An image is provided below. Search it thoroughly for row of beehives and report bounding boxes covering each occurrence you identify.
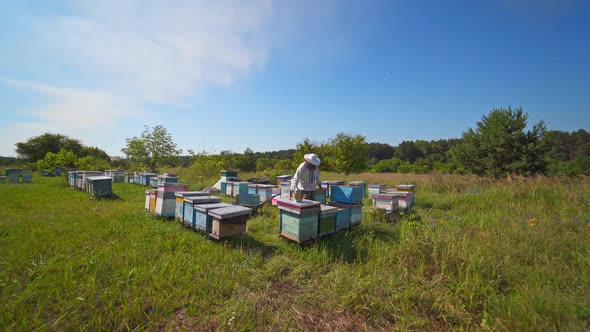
[144,183,253,240]
[1,168,33,183]
[67,171,113,196]
[127,172,179,187]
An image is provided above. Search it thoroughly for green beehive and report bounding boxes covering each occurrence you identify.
[277,198,321,243]
[318,205,337,237]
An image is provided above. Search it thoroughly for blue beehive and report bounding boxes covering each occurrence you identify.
[348,181,367,197]
[334,207,351,231]
[233,182,249,196]
[237,193,260,207]
[6,168,21,183]
[330,186,363,204]
[21,169,33,183]
[183,196,222,228]
[175,191,210,221]
[193,202,232,232]
[248,183,258,195]
[314,189,327,204]
[257,184,275,201]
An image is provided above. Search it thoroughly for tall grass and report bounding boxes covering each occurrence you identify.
[1,174,588,330]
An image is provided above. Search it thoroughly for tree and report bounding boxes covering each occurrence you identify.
[329,133,368,175]
[395,141,424,163]
[451,107,547,177]
[121,125,182,172]
[36,149,78,173]
[16,133,84,162]
[236,148,256,172]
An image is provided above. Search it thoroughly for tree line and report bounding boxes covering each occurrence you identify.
[6,107,589,178]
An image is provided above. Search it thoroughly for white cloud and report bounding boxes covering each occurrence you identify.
[1,0,275,156]
[45,0,272,104]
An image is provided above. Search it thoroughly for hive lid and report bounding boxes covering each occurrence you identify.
[208,205,252,219]
[174,191,210,198]
[194,202,232,212]
[86,176,112,181]
[320,204,338,214]
[183,196,222,204]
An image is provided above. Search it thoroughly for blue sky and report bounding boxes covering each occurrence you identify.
[1,0,589,157]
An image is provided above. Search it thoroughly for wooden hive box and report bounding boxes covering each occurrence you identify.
[155,183,190,218]
[192,202,232,232]
[225,181,235,196]
[149,189,158,214]
[371,193,401,213]
[6,168,21,183]
[86,176,113,196]
[144,190,151,211]
[314,189,327,204]
[0,176,6,183]
[220,170,238,182]
[257,184,276,201]
[174,191,210,221]
[368,183,386,195]
[236,193,260,207]
[233,182,249,196]
[318,204,337,237]
[208,205,252,239]
[348,181,367,197]
[396,184,416,192]
[182,196,223,228]
[21,169,33,183]
[330,186,363,205]
[277,198,321,243]
[248,183,258,194]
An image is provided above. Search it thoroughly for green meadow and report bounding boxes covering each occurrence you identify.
[1,173,589,331]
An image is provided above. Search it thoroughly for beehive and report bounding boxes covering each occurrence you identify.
[318,204,337,237]
[5,168,21,183]
[314,189,327,204]
[182,196,223,228]
[236,193,260,207]
[21,169,33,183]
[326,180,345,197]
[277,198,321,243]
[257,184,275,201]
[225,181,235,196]
[368,183,386,195]
[396,184,416,192]
[233,182,249,196]
[174,191,210,221]
[149,189,158,214]
[348,181,367,197]
[330,185,363,205]
[330,202,362,227]
[208,205,252,239]
[86,176,113,196]
[371,193,401,213]
[192,202,232,232]
[154,183,190,218]
[144,190,151,211]
[0,176,6,183]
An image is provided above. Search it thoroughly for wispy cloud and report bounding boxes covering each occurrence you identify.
[2,0,275,155]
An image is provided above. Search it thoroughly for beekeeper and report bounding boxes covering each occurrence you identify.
[290,153,324,201]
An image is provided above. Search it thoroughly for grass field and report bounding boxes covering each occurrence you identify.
[1,173,589,331]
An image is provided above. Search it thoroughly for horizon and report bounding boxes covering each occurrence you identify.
[1,1,589,157]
